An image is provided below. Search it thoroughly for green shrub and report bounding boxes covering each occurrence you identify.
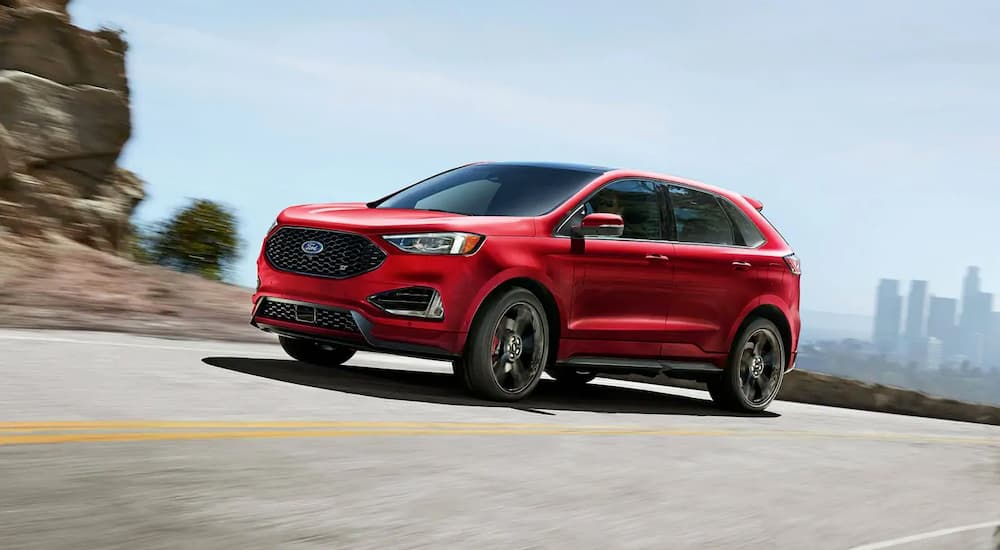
[143,199,242,281]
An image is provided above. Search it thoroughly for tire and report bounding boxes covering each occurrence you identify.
[451,359,472,388]
[547,366,597,386]
[279,335,356,367]
[707,317,786,413]
[462,287,550,402]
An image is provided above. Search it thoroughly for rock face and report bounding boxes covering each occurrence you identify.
[0,0,144,252]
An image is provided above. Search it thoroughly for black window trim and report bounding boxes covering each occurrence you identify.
[553,177,768,250]
[552,177,668,242]
[717,196,747,247]
[716,194,767,248]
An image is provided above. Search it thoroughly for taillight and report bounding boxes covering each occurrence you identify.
[784,254,801,275]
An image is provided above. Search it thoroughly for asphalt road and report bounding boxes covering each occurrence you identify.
[1,328,998,550]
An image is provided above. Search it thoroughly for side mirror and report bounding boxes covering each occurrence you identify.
[577,213,624,237]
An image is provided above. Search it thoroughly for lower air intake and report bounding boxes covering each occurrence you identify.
[256,298,359,333]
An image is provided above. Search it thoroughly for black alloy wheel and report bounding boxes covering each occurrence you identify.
[462,288,550,401]
[707,318,786,413]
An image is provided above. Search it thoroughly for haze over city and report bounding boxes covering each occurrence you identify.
[872,265,998,369]
[69,0,1000,317]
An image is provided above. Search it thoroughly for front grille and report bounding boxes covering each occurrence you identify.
[265,226,386,279]
[256,298,359,333]
[369,287,435,312]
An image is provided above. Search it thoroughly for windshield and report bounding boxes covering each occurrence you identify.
[372,164,603,217]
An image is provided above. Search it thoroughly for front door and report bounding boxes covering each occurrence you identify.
[562,179,673,359]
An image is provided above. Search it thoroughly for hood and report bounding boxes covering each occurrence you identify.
[276,203,537,236]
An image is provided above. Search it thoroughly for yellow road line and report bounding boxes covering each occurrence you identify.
[0,428,717,446]
[0,423,996,447]
[0,420,549,431]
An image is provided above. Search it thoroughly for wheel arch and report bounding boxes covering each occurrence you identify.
[462,276,562,363]
[732,304,794,371]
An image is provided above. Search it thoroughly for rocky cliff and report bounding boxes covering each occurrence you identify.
[0,0,144,252]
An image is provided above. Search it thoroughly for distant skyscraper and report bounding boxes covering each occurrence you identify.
[926,337,944,370]
[988,312,1000,371]
[927,296,958,358]
[873,279,902,354]
[962,291,994,366]
[958,266,990,364]
[903,280,928,362]
[962,266,980,296]
[927,296,959,358]
[959,279,993,367]
[927,296,956,337]
[969,291,993,366]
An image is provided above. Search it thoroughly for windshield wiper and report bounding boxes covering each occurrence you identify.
[418,208,469,216]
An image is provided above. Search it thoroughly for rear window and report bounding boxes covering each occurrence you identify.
[373,164,601,217]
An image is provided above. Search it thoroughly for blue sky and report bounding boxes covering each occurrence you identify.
[71,0,1000,316]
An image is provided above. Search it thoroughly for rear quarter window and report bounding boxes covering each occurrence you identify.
[719,198,766,248]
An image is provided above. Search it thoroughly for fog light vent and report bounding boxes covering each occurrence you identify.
[368,287,444,320]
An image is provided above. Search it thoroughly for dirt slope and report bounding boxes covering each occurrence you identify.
[0,236,270,342]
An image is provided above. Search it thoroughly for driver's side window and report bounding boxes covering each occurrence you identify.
[565,180,662,240]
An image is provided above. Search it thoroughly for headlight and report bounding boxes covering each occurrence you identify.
[268,219,278,232]
[382,232,484,255]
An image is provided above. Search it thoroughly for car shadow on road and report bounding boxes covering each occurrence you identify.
[202,357,780,418]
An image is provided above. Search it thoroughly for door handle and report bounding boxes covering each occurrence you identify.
[645,254,670,261]
[732,261,752,270]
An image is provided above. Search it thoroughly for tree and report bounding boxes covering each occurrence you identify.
[147,199,241,281]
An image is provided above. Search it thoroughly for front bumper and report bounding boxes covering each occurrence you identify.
[250,296,458,359]
[251,236,495,358]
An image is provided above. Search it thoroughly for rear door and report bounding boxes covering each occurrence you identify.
[560,179,674,358]
[662,184,771,356]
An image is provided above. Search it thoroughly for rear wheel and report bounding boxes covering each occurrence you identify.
[279,336,356,367]
[462,288,549,402]
[707,318,785,413]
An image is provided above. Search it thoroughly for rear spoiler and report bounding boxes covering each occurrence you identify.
[743,196,764,211]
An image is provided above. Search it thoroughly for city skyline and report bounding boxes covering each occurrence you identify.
[872,266,998,369]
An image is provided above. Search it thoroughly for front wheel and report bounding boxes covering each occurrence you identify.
[462,288,550,402]
[451,359,472,388]
[279,336,356,367]
[707,318,786,413]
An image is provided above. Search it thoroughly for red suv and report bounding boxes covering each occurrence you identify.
[251,162,800,412]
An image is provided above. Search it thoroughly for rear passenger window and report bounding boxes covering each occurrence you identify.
[719,198,766,247]
[667,185,735,246]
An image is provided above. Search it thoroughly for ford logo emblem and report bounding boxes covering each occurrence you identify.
[301,240,324,255]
